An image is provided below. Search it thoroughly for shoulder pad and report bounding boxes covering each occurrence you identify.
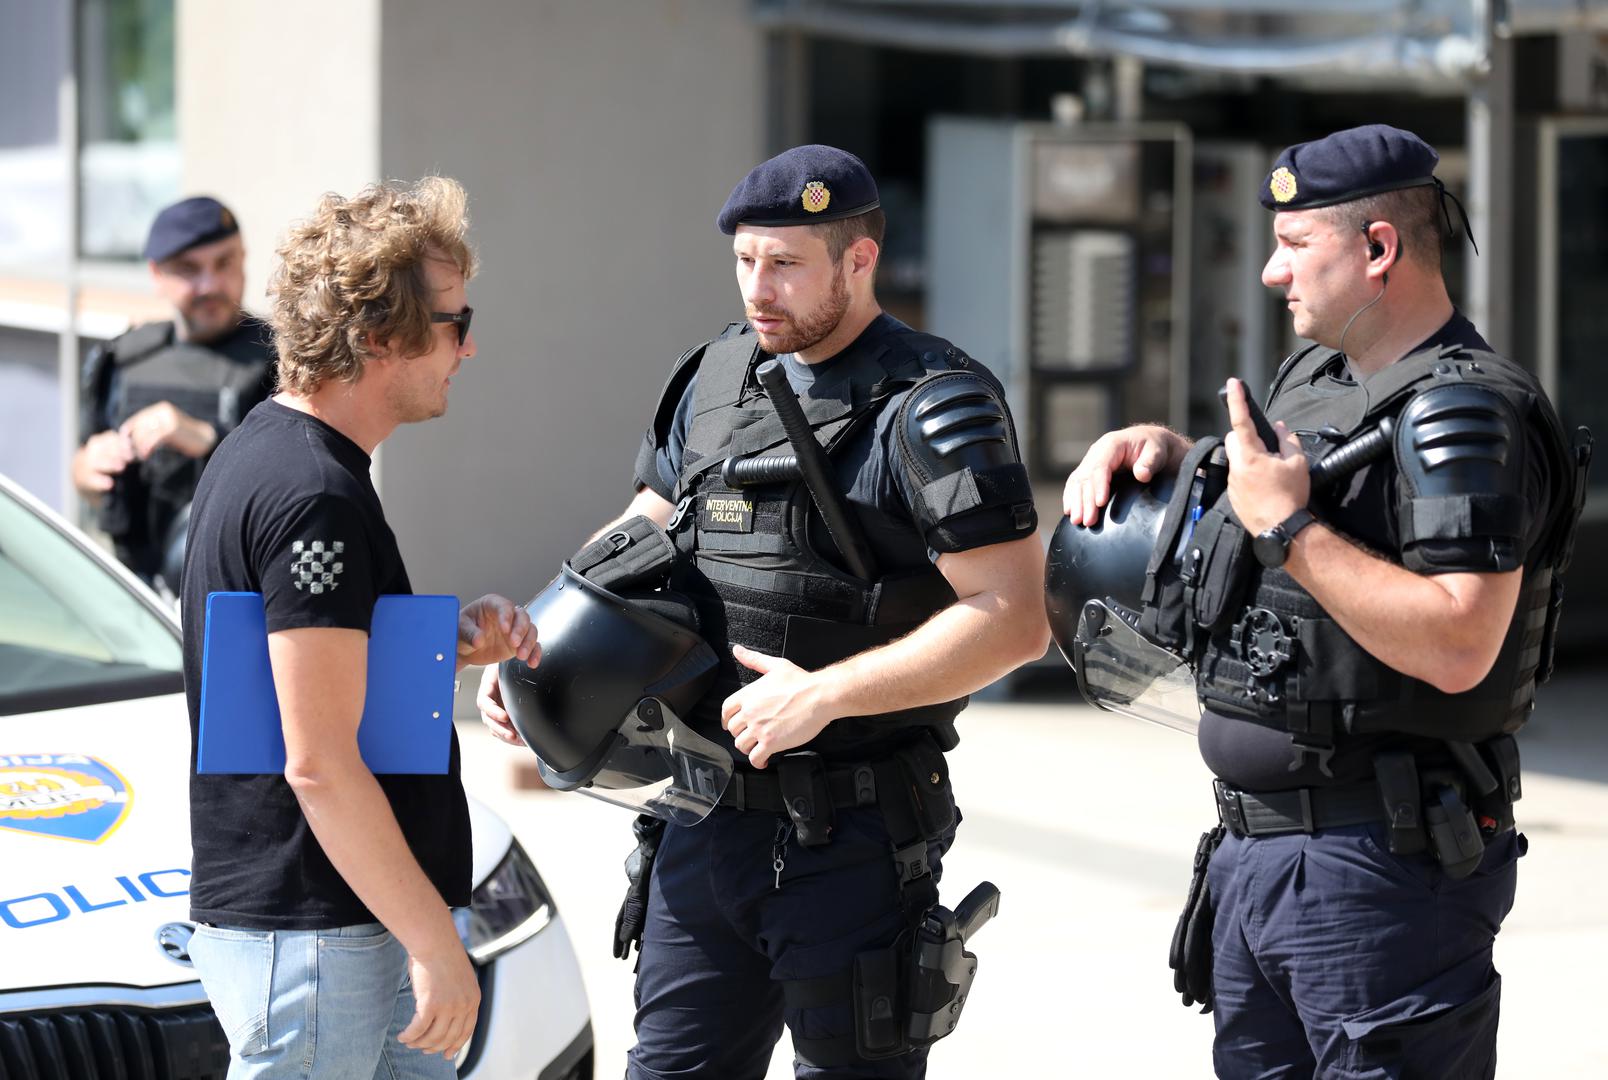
[896,371,1034,549]
[899,371,1015,473]
[80,340,114,394]
[107,321,175,366]
[645,339,710,449]
[1397,382,1520,481]
[1394,382,1528,567]
[634,340,711,497]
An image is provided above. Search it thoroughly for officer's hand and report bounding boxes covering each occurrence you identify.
[475,664,526,746]
[120,401,217,459]
[1222,378,1309,535]
[457,594,537,672]
[723,646,833,769]
[398,945,480,1059]
[1063,424,1191,526]
[73,430,135,493]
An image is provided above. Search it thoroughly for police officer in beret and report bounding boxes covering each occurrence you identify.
[480,145,1049,1077]
[72,195,276,590]
[1061,125,1586,1078]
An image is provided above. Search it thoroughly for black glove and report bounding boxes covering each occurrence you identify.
[612,815,665,962]
[1169,825,1224,1013]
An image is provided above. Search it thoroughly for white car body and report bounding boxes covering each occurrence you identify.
[0,473,592,1079]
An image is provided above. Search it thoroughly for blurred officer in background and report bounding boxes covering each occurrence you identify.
[73,195,276,590]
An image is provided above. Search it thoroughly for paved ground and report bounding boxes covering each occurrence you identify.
[456,664,1608,1079]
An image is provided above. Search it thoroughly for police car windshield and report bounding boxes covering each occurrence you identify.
[0,483,182,715]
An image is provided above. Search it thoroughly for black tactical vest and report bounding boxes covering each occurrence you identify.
[83,316,276,574]
[1189,342,1584,750]
[667,326,972,758]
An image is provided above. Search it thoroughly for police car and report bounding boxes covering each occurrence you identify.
[0,472,593,1079]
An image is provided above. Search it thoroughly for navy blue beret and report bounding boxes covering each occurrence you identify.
[1260,125,1440,212]
[717,144,880,234]
[144,196,240,263]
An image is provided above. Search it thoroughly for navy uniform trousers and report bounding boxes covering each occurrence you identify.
[1207,821,1523,1079]
[626,801,954,1080]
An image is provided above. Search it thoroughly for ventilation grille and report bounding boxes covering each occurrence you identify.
[0,1003,228,1080]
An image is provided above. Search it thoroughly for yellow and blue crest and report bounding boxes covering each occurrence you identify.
[0,754,133,844]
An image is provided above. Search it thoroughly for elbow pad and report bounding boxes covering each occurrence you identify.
[1394,382,1529,572]
[896,371,1036,552]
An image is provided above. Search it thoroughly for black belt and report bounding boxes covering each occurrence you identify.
[1213,778,1382,837]
[719,762,879,813]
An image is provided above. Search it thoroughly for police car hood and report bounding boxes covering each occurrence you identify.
[2,691,212,992]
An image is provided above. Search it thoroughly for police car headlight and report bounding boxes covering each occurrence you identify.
[455,840,554,964]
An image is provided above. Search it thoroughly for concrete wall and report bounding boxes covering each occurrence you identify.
[176,0,382,315]
[376,0,763,601]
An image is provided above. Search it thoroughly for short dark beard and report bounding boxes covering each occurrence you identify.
[179,300,243,345]
[751,265,849,356]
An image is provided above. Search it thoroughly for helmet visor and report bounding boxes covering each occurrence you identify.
[1070,600,1199,735]
[537,697,733,826]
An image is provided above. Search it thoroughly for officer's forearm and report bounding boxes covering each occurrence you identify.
[272,628,462,962]
[817,537,1049,718]
[1284,523,1522,694]
[588,487,675,543]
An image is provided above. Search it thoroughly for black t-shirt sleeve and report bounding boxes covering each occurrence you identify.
[254,494,379,634]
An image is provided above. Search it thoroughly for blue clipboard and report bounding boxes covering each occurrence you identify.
[197,592,459,774]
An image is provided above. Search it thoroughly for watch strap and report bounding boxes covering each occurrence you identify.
[1277,508,1317,542]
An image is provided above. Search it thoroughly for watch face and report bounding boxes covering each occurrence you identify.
[1253,529,1287,568]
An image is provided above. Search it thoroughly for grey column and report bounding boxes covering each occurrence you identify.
[1466,8,1514,353]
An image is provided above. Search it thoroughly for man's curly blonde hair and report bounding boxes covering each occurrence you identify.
[270,176,477,396]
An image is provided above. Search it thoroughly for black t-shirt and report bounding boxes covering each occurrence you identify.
[640,314,1015,567]
[180,399,470,929]
[1199,313,1556,790]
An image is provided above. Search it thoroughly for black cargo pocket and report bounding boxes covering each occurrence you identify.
[1132,437,1224,652]
[1186,507,1254,632]
[1341,973,1501,1080]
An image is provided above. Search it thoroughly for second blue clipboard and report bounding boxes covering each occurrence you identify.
[197,592,459,774]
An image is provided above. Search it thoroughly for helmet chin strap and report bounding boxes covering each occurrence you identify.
[1337,273,1388,362]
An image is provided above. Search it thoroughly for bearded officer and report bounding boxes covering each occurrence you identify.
[72,196,276,589]
[481,144,1049,1078]
[1060,125,1585,1079]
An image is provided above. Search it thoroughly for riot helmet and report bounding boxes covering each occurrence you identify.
[1045,470,1201,734]
[499,517,733,824]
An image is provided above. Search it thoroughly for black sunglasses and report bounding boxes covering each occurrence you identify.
[430,306,474,346]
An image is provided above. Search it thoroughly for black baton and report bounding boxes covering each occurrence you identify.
[1309,417,1396,490]
[755,360,880,581]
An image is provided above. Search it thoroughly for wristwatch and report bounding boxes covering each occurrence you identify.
[1252,508,1317,568]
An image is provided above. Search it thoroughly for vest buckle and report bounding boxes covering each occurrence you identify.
[665,495,693,533]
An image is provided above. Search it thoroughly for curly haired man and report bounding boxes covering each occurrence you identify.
[180,177,537,1078]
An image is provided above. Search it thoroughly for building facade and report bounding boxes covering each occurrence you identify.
[2,0,1604,628]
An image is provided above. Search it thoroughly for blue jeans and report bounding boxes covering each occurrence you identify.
[188,921,459,1080]
[1207,823,1522,1080]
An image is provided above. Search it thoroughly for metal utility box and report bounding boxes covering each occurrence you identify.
[925,118,1192,527]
